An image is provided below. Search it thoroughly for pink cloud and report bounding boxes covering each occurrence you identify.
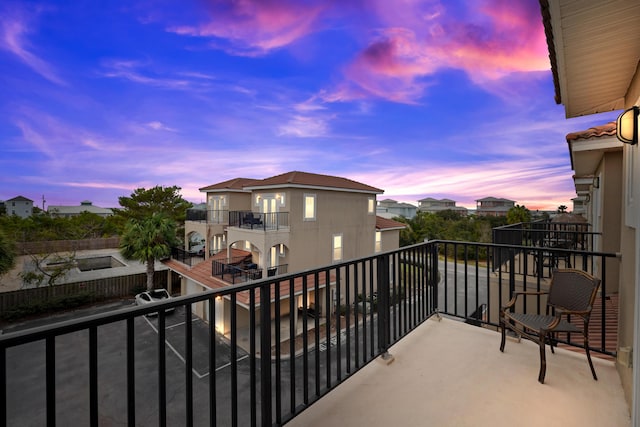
[328,0,549,103]
[169,0,326,56]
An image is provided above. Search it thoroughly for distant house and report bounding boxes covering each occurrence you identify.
[376,199,417,219]
[475,197,515,217]
[48,200,113,218]
[6,196,33,218]
[417,197,468,215]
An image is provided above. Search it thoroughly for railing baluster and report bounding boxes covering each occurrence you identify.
[127,318,135,426]
[89,326,98,426]
[274,280,282,425]
[325,270,332,388]
[313,272,320,397]
[336,266,342,382]
[46,336,55,427]
[185,306,193,427]
[302,275,309,404]
[259,282,272,426]
[230,294,237,427]
[249,289,256,427]
[345,263,351,375]
[1,346,5,427]
[158,311,166,427]
[209,297,218,426]
[288,278,296,414]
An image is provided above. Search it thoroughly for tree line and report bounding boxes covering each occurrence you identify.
[396,204,539,246]
[0,186,192,291]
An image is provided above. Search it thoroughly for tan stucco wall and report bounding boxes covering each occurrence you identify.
[225,192,251,212]
[617,223,636,406]
[231,188,377,274]
[600,152,623,292]
[616,81,640,409]
[286,188,376,272]
[380,229,401,252]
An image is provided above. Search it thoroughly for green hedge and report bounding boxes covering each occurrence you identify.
[1,291,100,321]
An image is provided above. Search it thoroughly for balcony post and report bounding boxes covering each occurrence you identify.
[376,254,391,357]
[508,248,516,300]
[260,282,272,425]
[429,243,439,314]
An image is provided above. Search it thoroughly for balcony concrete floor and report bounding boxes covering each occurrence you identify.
[288,317,630,427]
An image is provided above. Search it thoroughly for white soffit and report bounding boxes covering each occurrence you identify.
[569,136,623,176]
[549,0,640,118]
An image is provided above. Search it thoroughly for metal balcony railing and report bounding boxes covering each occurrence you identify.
[170,247,204,267]
[0,240,618,426]
[228,211,289,231]
[185,209,229,224]
[211,257,290,284]
[492,221,600,276]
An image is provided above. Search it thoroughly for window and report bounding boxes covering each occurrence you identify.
[375,231,382,253]
[332,234,343,262]
[304,194,316,220]
[368,197,375,214]
[270,246,277,268]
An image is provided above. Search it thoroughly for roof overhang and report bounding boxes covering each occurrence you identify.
[568,135,623,176]
[243,183,383,195]
[542,0,640,117]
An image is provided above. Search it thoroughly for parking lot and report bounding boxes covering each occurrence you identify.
[3,303,250,426]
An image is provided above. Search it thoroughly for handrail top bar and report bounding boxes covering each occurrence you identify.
[422,239,618,258]
[492,220,591,229]
[492,228,601,235]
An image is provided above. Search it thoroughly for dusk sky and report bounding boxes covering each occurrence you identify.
[0,0,619,211]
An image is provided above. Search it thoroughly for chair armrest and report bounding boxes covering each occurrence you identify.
[503,291,549,310]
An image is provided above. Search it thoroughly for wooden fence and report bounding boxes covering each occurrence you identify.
[0,270,181,314]
[16,237,120,255]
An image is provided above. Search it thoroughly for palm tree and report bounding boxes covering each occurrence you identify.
[120,213,177,291]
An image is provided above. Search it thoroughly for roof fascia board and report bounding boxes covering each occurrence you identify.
[243,183,383,194]
[548,0,569,115]
[569,137,623,154]
[200,188,249,194]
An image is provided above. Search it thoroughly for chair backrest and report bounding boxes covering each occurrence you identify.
[548,269,601,312]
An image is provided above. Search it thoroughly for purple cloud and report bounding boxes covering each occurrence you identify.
[0,3,66,86]
[168,0,327,56]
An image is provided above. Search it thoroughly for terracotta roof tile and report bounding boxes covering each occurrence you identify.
[566,122,617,141]
[244,171,383,194]
[199,178,258,192]
[163,258,334,305]
[376,216,407,230]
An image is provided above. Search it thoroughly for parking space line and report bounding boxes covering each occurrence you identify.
[214,355,249,373]
[142,315,208,379]
[166,318,201,330]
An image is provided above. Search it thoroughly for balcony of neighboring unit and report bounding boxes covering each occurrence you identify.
[185,208,229,224]
[228,210,290,231]
[170,246,205,267]
[211,254,288,284]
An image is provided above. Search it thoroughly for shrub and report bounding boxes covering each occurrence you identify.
[1,291,97,321]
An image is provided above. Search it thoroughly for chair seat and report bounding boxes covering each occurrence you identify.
[506,312,580,333]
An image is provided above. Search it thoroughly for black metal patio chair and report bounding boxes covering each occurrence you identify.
[499,269,601,383]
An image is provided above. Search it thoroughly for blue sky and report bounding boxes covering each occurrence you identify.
[0,0,619,211]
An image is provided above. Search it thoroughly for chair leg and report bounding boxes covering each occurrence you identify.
[584,324,598,380]
[538,333,547,384]
[499,316,506,352]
